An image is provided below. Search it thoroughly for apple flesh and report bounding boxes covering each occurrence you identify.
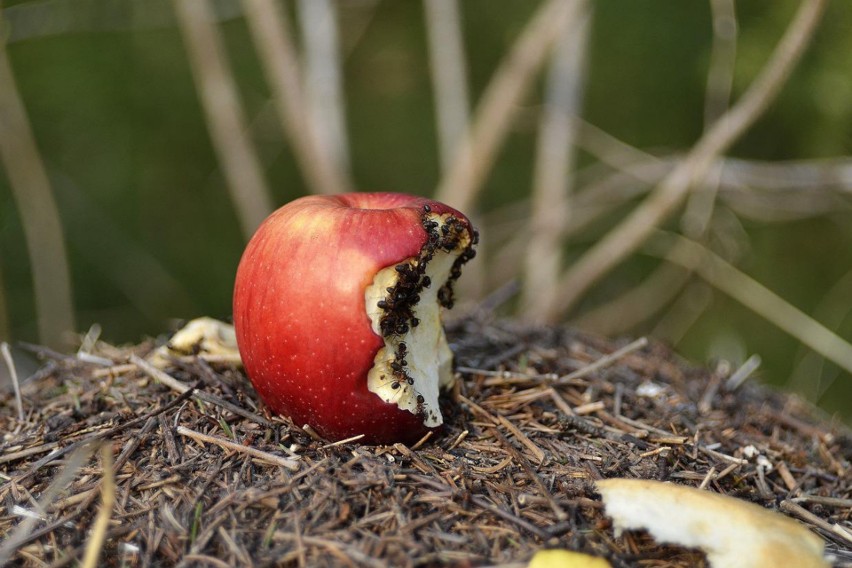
[233,193,477,444]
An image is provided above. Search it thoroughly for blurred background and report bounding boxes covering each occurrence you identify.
[1,0,850,420]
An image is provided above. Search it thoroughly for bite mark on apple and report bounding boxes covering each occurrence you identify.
[364,210,477,427]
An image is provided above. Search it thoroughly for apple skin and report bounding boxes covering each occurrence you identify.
[233,192,474,445]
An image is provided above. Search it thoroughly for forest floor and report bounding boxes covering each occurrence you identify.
[1,314,850,567]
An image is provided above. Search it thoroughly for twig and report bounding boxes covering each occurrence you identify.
[458,336,647,388]
[521,0,590,322]
[81,444,115,568]
[792,495,852,509]
[0,443,94,565]
[130,355,272,427]
[171,0,273,239]
[296,0,350,174]
[648,232,852,379]
[0,19,75,348]
[574,263,691,335]
[681,0,738,238]
[241,0,350,195]
[15,383,198,481]
[0,441,61,466]
[469,496,550,540]
[176,425,300,471]
[319,434,365,450]
[560,151,852,247]
[725,354,762,391]
[552,0,828,319]
[698,368,724,415]
[0,262,8,341]
[496,415,546,465]
[1,342,24,421]
[580,2,737,336]
[556,337,648,384]
[435,0,583,212]
[423,0,470,174]
[696,444,748,465]
[491,428,566,520]
[780,500,852,548]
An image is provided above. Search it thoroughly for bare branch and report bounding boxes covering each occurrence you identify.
[176,425,300,470]
[521,0,591,321]
[423,0,471,174]
[297,0,350,175]
[578,0,738,335]
[242,0,351,195]
[0,259,8,341]
[0,26,76,348]
[681,0,738,238]
[648,232,852,379]
[1,342,24,421]
[574,264,692,335]
[552,0,828,320]
[435,0,583,212]
[788,268,852,400]
[172,0,273,239]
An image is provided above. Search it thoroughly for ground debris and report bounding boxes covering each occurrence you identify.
[1,317,850,567]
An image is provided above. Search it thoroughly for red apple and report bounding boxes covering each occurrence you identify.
[233,192,477,444]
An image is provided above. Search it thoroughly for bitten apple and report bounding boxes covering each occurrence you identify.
[233,192,477,444]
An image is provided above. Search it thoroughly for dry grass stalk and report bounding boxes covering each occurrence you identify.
[552,0,829,320]
[423,0,471,174]
[1,342,24,421]
[2,316,848,565]
[242,0,351,196]
[297,0,351,175]
[521,0,591,322]
[171,0,274,239]
[80,444,115,568]
[175,425,299,470]
[435,0,584,213]
[680,0,738,239]
[0,264,8,341]
[0,21,75,348]
[649,232,852,378]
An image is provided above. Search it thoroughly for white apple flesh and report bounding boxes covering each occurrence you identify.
[365,211,468,428]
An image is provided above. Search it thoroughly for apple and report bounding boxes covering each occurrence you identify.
[233,192,478,444]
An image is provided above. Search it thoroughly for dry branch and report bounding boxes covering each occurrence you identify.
[0,24,75,348]
[552,0,829,319]
[172,0,274,240]
[242,0,351,196]
[176,425,300,470]
[435,0,584,212]
[521,0,590,322]
[423,0,471,174]
[648,231,852,379]
[1,342,23,421]
[297,0,350,174]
